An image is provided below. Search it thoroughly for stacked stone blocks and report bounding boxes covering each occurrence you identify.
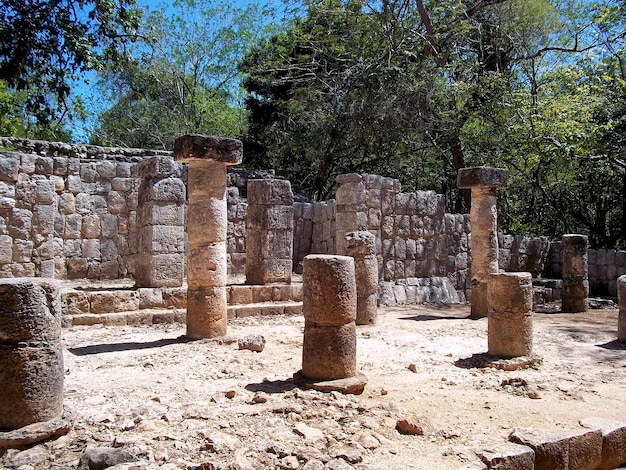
[135,156,185,287]
[246,179,294,284]
[335,173,471,302]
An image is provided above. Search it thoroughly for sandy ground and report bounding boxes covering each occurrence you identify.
[3,304,626,469]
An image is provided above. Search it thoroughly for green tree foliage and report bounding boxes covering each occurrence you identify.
[91,0,273,149]
[0,0,140,132]
[241,0,625,247]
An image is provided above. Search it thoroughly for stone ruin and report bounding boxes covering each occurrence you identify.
[1,137,626,469]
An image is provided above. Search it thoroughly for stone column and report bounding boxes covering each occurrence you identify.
[561,234,589,313]
[173,134,242,339]
[246,179,294,284]
[487,272,533,358]
[0,279,63,429]
[295,255,367,395]
[618,275,626,342]
[344,231,378,325]
[457,167,509,318]
[135,156,185,287]
[335,174,368,256]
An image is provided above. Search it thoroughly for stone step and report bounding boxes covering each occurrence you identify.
[65,301,303,327]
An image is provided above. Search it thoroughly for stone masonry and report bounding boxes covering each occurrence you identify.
[246,179,294,284]
[561,234,589,313]
[174,134,242,339]
[458,166,509,318]
[135,156,185,287]
[0,278,64,429]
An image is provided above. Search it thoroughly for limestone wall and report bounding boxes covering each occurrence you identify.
[293,200,336,270]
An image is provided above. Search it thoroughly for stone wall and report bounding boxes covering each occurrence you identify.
[0,138,173,279]
[334,174,472,301]
[293,200,336,270]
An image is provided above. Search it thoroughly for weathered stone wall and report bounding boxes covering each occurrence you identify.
[0,138,174,279]
[293,200,336,270]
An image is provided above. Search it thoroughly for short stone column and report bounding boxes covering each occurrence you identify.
[344,231,378,325]
[135,156,185,287]
[0,279,63,429]
[457,167,509,318]
[617,275,626,341]
[174,134,242,339]
[561,234,589,313]
[246,179,294,284]
[487,272,533,358]
[295,255,367,394]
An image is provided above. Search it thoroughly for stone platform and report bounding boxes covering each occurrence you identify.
[60,276,303,327]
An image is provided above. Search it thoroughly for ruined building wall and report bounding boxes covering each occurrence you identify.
[1,138,624,298]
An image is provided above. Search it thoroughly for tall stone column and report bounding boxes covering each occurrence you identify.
[487,272,533,358]
[294,255,367,395]
[457,167,509,318]
[344,231,378,325]
[135,156,185,287]
[174,135,242,339]
[618,275,626,342]
[335,174,368,256]
[561,234,589,313]
[0,279,63,429]
[246,179,294,285]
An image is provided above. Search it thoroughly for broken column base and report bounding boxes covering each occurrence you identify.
[0,415,71,450]
[455,353,543,371]
[293,371,367,395]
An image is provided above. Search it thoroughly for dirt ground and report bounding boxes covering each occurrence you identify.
[3,304,626,469]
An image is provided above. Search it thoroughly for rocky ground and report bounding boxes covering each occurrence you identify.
[2,304,626,470]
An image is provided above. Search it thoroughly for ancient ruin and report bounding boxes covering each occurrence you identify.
[0,137,625,469]
[245,178,294,285]
[0,279,64,429]
[457,166,509,318]
[173,134,242,339]
[561,234,590,313]
[487,272,534,358]
[344,231,378,325]
[295,254,367,395]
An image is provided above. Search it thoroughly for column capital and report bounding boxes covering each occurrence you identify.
[174,134,243,165]
[457,166,509,189]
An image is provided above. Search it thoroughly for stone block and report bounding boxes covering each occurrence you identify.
[81,238,101,260]
[19,153,36,174]
[138,156,181,178]
[0,234,12,263]
[90,290,139,314]
[0,154,19,183]
[107,191,126,214]
[187,244,227,287]
[58,192,75,215]
[95,161,116,179]
[510,427,568,469]
[138,288,164,309]
[64,213,82,239]
[567,429,602,470]
[100,214,118,238]
[8,207,32,239]
[474,442,534,470]
[32,204,55,236]
[457,166,509,189]
[12,239,33,263]
[67,175,82,193]
[302,323,356,380]
[67,258,88,279]
[580,417,626,470]
[135,254,184,288]
[141,178,186,203]
[174,134,243,165]
[63,291,90,315]
[138,201,184,226]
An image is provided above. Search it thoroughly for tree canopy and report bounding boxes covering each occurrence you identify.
[0,0,140,133]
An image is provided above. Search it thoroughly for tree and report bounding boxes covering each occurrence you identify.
[240,0,556,201]
[91,0,274,150]
[0,0,140,132]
